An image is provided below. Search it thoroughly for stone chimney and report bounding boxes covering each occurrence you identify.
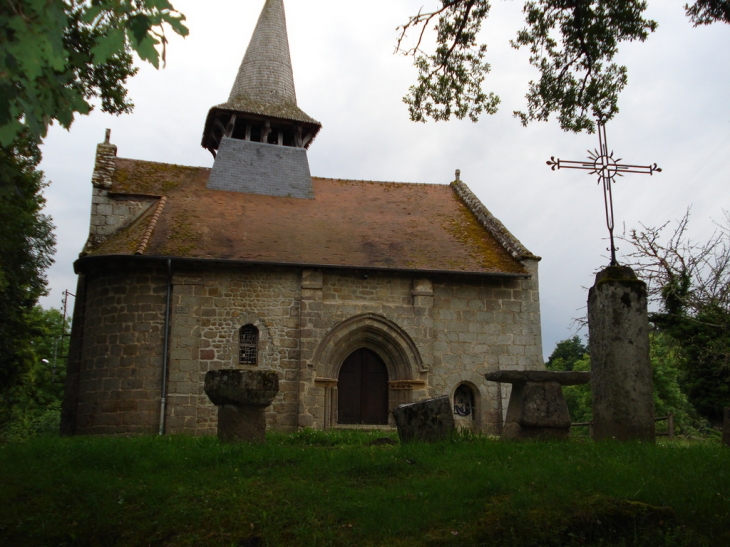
[91,128,117,189]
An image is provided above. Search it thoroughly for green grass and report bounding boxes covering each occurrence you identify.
[0,431,728,546]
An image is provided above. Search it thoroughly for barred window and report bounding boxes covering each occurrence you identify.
[239,325,258,365]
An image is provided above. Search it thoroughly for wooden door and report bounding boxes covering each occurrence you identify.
[337,348,389,425]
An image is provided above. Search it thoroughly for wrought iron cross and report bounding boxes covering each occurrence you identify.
[547,122,662,266]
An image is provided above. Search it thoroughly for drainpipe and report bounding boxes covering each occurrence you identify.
[158,259,172,435]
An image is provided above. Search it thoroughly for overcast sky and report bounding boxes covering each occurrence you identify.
[38,0,730,359]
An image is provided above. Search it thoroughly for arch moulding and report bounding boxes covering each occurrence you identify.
[313,313,425,381]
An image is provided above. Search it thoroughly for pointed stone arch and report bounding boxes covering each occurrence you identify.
[314,314,423,381]
[313,314,426,428]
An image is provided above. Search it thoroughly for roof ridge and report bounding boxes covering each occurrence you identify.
[313,176,445,187]
[135,196,168,255]
[116,157,211,171]
[450,180,539,261]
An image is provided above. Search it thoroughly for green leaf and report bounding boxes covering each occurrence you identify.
[131,33,161,69]
[90,27,126,65]
[0,121,23,148]
[163,13,189,37]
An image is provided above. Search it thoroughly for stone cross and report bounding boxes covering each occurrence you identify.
[547,122,662,266]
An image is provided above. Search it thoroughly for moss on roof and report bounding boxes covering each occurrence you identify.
[89,159,530,276]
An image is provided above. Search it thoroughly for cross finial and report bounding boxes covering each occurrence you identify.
[547,121,662,266]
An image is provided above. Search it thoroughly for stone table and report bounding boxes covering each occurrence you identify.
[204,370,279,443]
[485,370,591,440]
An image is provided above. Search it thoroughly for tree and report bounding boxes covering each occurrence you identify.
[622,210,730,424]
[0,0,188,147]
[397,1,728,133]
[0,133,56,424]
[1,1,188,424]
[545,335,587,371]
[546,333,704,433]
[0,306,70,441]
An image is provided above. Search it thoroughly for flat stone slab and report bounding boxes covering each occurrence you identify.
[485,370,591,386]
[204,370,279,407]
[393,396,455,443]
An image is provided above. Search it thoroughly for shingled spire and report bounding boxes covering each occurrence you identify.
[201,0,321,157]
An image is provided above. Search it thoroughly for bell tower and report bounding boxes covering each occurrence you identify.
[202,0,321,198]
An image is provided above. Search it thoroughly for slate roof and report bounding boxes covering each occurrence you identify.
[201,0,321,151]
[84,158,533,276]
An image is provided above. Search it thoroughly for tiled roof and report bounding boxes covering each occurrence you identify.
[85,158,532,276]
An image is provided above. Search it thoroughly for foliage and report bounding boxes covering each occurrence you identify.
[561,353,594,423]
[0,433,726,546]
[648,331,705,434]
[546,333,705,433]
[398,1,727,132]
[0,0,188,147]
[0,306,69,442]
[622,210,730,423]
[396,0,499,122]
[545,334,587,371]
[0,134,56,421]
[512,0,657,133]
[686,0,730,25]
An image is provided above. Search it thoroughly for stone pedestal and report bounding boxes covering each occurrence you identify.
[393,396,455,443]
[485,370,590,440]
[204,370,279,443]
[723,407,730,448]
[588,266,655,442]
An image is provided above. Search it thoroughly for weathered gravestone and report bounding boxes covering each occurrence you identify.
[723,407,730,448]
[485,370,591,440]
[204,370,279,443]
[588,266,655,442]
[393,396,455,443]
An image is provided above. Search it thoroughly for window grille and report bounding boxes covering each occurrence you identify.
[239,325,258,365]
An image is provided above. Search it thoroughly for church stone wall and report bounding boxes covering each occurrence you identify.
[65,259,543,437]
[164,266,302,435]
[69,264,167,435]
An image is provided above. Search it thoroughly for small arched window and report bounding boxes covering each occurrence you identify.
[239,325,259,365]
[453,384,474,418]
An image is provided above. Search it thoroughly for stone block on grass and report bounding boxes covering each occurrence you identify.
[393,396,455,443]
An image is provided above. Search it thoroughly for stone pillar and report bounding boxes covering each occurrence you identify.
[298,269,323,429]
[723,407,730,448]
[588,266,655,442]
[204,370,279,443]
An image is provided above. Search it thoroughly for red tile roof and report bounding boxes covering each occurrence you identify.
[86,158,531,276]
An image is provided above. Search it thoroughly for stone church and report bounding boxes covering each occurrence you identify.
[61,0,544,436]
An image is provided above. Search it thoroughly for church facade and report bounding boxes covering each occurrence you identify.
[61,0,544,436]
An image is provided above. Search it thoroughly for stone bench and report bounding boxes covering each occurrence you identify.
[204,370,279,443]
[485,370,591,440]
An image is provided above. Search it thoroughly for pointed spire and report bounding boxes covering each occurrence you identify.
[229,0,296,107]
[201,0,321,156]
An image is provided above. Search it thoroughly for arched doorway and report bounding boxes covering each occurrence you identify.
[338,348,389,425]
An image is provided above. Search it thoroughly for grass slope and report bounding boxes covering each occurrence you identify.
[0,431,728,546]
